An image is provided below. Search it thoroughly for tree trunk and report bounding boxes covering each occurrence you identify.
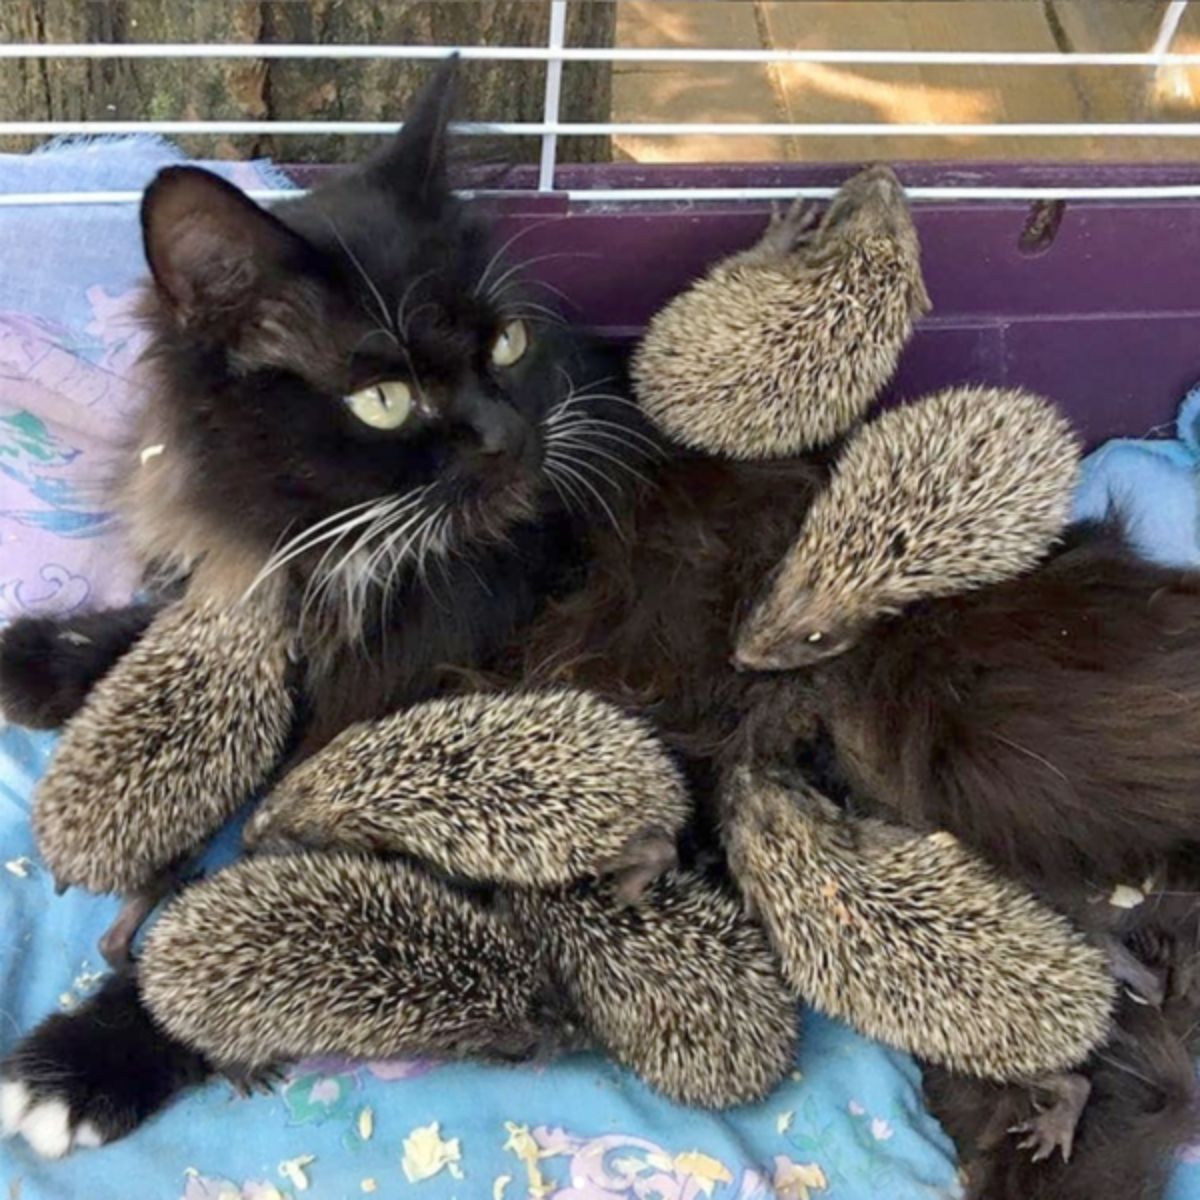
[0,0,615,163]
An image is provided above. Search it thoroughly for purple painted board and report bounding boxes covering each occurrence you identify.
[287,161,1200,445]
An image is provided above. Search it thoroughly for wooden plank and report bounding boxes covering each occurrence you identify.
[613,0,1200,165]
[612,1,789,163]
[760,0,1099,161]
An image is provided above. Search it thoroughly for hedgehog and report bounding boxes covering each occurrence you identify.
[721,766,1115,1155]
[244,688,688,900]
[631,163,930,461]
[32,582,294,966]
[734,385,1081,671]
[138,853,580,1073]
[507,869,799,1109]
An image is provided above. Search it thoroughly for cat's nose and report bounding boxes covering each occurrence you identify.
[467,395,530,461]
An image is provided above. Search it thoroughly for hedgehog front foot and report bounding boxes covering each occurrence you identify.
[757,198,821,259]
[1009,1072,1091,1163]
[99,870,188,967]
[1104,936,1166,1008]
[600,826,678,906]
[218,1060,288,1098]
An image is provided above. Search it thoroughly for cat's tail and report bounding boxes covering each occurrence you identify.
[0,969,211,1158]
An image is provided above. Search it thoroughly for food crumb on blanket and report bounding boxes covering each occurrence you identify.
[360,1180,377,1195]
[278,1154,315,1192]
[401,1121,461,1183]
[356,1107,373,1142]
[492,1173,511,1200]
[776,1109,795,1134]
[3,858,32,878]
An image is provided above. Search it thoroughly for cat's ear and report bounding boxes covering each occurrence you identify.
[368,53,459,211]
[141,166,313,324]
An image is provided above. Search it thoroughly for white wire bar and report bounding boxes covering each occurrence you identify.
[537,1,568,192]
[1153,1,1191,57]
[4,185,1200,209]
[7,121,1200,137]
[3,44,1200,66]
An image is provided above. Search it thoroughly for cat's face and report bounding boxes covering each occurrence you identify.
[129,58,647,615]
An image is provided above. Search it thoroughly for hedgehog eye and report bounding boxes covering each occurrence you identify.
[491,319,529,368]
[806,631,825,644]
[345,381,413,431]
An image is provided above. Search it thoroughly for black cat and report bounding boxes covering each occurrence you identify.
[0,56,658,1156]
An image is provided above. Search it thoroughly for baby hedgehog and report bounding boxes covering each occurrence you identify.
[722,767,1115,1153]
[508,870,798,1109]
[632,164,930,460]
[33,586,294,965]
[245,688,688,900]
[139,853,578,1072]
[735,385,1080,670]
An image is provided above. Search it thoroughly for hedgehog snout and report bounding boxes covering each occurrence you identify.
[732,629,846,673]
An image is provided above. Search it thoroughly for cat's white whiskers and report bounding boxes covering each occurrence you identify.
[395,268,437,341]
[303,505,405,625]
[245,497,381,598]
[484,251,600,308]
[541,461,582,517]
[319,209,398,344]
[547,432,654,487]
[316,495,413,592]
[311,493,432,634]
[543,451,622,536]
[554,413,666,458]
[363,495,436,588]
[473,219,558,299]
[500,301,566,328]
[373,504,445,624]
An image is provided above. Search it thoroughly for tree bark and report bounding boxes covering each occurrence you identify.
[0,0,615,163]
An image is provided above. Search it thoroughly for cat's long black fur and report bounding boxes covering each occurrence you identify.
[805,520,1200,898]
[0,603,159,729]
[0,56,658,1152]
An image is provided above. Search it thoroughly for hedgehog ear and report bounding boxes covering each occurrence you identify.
[367,53,459,213]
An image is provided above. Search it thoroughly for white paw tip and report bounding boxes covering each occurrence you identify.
[0,1079,30,1136]
[19,1098,73,1159]
[73,1120,104,1149]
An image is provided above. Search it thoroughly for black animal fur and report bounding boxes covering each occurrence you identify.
[0,970,210,1150]
[800,520,1200,896]
[0,603,158,729]
[924,928,1200,1200]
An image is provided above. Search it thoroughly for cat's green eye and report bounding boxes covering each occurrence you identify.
[344,380,413,431]
[490,319,529,368]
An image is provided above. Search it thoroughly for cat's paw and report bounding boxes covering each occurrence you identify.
[0,616,109,730]
[0,1078,107,1159]
[0,605,156,730]
[0,972,210,1157]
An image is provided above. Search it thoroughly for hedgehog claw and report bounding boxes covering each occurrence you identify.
[1009,1073,1091,1163]
[220,1061,287,1098]
[1104,937,1165,1008]
[755,199,820,258]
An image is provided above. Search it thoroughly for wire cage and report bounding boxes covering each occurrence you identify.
[3,0,1200,440]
